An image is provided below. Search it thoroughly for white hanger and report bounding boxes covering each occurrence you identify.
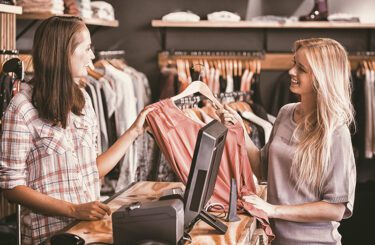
[172,81,224,110]
[240,111,273,144]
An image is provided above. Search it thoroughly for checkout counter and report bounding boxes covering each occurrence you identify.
[61,181,268,245]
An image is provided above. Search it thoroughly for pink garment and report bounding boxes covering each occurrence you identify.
[145,99,274,242]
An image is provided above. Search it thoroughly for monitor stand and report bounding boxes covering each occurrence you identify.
[196,210,228,234]
[161,189,228,234]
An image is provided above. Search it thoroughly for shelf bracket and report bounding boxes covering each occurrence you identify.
[16,19,38,41]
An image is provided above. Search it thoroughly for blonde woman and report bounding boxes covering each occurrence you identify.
[221,38,356,244]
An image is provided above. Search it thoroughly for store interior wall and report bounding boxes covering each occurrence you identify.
[17,0,375,101]
[16,0,375,183]
[16,0,375,99]
[12,2,375,243]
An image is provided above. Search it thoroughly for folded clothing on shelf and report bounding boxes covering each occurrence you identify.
[207,11,240,22]
[91,1,114,21]
[64,0,92,18]
[250,15,298,23]
[162,11,200,22]
[328,13,360,22]
[16,0,64,14]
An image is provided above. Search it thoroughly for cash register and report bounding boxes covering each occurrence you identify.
[112,120,228,245]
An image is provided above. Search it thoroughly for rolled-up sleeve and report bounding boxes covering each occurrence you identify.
[260,109,283,181]
[322,127,356,219]
[0,103,32,189]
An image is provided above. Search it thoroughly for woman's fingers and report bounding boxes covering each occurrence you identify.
[141,107,154,116]
[243,194,258,203]
[96,201,111,215]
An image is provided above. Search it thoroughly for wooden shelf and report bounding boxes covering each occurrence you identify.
[0,3,22,15]
[152,20,375,29]
[18,13,119,27]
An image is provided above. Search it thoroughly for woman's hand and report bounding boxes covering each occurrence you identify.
[129,107,154,138]
[71,201,111,220]
[243,194,277,218]
[217,104,243,126]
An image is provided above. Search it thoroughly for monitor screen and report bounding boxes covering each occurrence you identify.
[183,119,228,233]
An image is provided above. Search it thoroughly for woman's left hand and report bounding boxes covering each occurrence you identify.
[130,107,155,137]
[243,194,277,218]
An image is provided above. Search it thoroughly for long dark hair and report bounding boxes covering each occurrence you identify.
[31,16,86,128]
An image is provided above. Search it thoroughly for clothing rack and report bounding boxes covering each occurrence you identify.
[159,50,264,68]
[217,91,252,100]
[352,51,375,57]
[0,49,18,55]
[97,50,125,60]
[174,91,252,107]
[172,50,265,58]
[174,94,202,108]
[160,50,375,71]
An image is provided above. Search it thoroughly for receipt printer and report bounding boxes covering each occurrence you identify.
[112,199,184,245]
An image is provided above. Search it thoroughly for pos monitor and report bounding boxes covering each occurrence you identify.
[183,119,228,234]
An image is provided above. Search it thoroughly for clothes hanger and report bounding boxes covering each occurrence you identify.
[87,68,103,80]
[239,109,273,144]
[238,59,242,77]
[185,60,192,83]
[87,62,104,80]
[184,108,205,125]
[108,58,126,70]
[192,107,204,122]
[222,59,226,78]
[233,60,237,77]
[201,102,221,121]
[93,59,111,71]
[240,68,248,91]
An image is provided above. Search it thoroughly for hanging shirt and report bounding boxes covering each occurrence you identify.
[363,70,373,158]
[145,99,274,241]
[102,63,138,191]
[123,65,151,114]
[0,83,100,244]
[261,103,356,245]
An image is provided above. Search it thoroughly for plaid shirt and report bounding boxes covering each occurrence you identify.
[0,83,100,244]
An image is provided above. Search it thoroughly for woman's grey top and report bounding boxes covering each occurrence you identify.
[261,103,356,245]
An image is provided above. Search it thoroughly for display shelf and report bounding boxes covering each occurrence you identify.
[0,3,22,15]
[18,13,119,27]
[152,20,375,29]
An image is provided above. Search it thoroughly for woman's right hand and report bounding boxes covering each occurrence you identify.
[217,104,243,126]
[129,107,155,138]
[71,201,111,220]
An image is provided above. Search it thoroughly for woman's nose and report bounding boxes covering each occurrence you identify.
[289,66,296,77]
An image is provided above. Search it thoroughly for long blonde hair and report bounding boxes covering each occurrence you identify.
[291,38,354,195]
